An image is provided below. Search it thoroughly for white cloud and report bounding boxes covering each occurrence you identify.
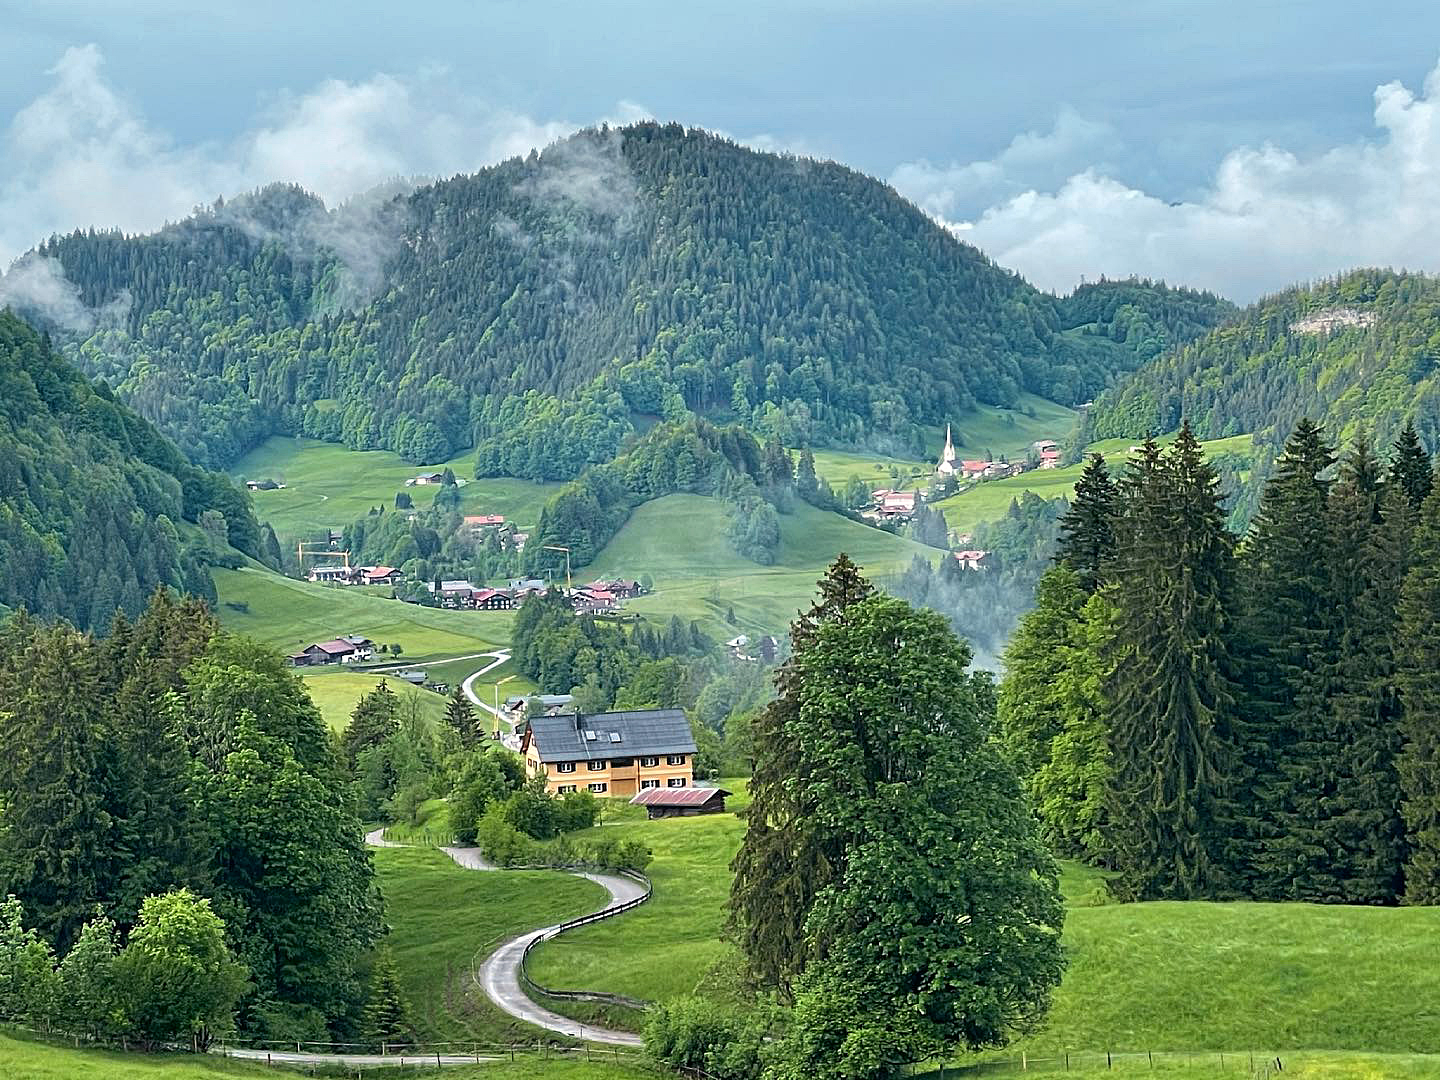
[0,44,648,268]
[892,60,1440,301]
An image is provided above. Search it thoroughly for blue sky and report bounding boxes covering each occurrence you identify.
[3,2,1440,299]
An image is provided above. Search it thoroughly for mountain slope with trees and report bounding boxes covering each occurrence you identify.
[21,124,1230,474]
[0,312,266,631]
[1083,269,1440,453]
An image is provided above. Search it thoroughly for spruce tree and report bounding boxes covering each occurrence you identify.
[343,681,401,769]
[1232,419,1337,898]
[1324,482,1412,903]
[363,946,416,1049]
[444,684,481,749]
[1055,453,1117,591]
[1396,485,1440,904]
[1103,429,1238,900]
[1390,421,1433,510]
[795,448,819,503]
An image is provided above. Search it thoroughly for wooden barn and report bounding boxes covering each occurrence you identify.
[629,786,732,819]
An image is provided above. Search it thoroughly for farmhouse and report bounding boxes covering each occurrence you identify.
[503,694,575,723]
[1039,448,1062,469]
[570,586,618,613]
[960,459,990,479]
[407,472,446,486]
[590,578,644,599]
[355,565,402,586]
[244,478,282,491]
[954,549,990,570]
[426,580,479,607]
[462,514,507,537]
[875,490,918,520]
[471,587,515,611]
[308,565,351,585]
[521,708,696,797]
[287,635,374,667]
[631,786,732,819]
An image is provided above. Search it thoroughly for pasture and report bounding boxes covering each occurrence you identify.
[584,494,936,637]
[230,436,560,542]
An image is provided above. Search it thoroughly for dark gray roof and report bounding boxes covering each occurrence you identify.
[526,708,696,763]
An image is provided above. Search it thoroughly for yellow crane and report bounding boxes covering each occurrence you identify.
[542,545,572,589]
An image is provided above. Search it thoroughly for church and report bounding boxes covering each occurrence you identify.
[935,424,958,477]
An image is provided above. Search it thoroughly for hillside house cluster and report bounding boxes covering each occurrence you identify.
[307,564,403,587]
[415,577,643,612]
[869,489,919,521]
[521,708,697,797]
[287,634,375,667]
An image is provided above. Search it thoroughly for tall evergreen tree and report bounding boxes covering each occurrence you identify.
[1396,485,1440,904]
[1103,428,1238,900]
[1054,453,1118,591]
[1390,421,1433,510]
[342,681,401,769]
[795,448,819,503]
[1232,419,1338,898]
[443,684,481,749]
[362,946,415,1049]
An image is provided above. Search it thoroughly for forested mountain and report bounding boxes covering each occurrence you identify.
[0,312,264,630]
[1084,269,1440,452]
[16,123,1228,475]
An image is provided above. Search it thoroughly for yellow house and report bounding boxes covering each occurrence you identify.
[520,708,696,797]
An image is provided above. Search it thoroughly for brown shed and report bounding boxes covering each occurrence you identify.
[629,786,732,819]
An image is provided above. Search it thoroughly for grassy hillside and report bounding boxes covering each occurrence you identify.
[301,671,449,733]
[372,846,607,1043]
[585,494,937,637]
[522,811,1440,1058]
[930,432,1256,534]
[212,565,511,661]
[230,436,560,541]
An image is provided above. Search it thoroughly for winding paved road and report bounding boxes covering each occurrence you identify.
[460,650,522,751]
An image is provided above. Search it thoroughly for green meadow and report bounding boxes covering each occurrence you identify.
[0,1030,653,1080]
[585,493,936,637]
[212,565,512,662]
[371,846,607,1044]
[931,432,1256,534]
[299,670,449,733]
[519,809,1440,1057]
[807,394,1077,492]
[230,435,560,542]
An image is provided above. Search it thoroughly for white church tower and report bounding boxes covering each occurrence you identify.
[936,424,958,476]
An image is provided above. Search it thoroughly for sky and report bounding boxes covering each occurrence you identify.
[3,1,1440,301]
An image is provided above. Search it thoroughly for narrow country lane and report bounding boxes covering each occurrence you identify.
[218,1047,497,1067]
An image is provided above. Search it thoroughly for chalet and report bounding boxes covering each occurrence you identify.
[570,587,618,613]
[877,491,918,519]
[355,565,402,586]
[631,786,732,819]
[426,580,478,607]
[590,578,643,599]
[1039,448,1062,469]
[960,459,990,479]
[512,531,530,553]
[1032,439,1059,452]
[522,708,697,797]
[395,669,428,685]
[471,587,515,611]
[983,461,1010,478]
[725,634,750,657]
[308,565,351,585]
[244,478,282,491]
[954,549,990,571]
[462,514,507,536]
[407,472,446,486]
[287,635,374,667]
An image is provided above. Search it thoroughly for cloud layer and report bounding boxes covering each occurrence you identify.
[0,44,649,268]
[893,58,1440,301]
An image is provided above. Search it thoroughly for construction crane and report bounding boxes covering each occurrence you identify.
[542,545,572,589]
[297,543,351,578]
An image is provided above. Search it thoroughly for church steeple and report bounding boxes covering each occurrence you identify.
[937,424,957,475]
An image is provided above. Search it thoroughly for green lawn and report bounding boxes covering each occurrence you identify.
[372,846,607,1043]
[229,436,561,543]
[923,1051,1440,1079]
[0,1031,652,1080]
[586,494,936,638]
[383,797,456,846]
[521,809,1440,1055]
[213,565,511,663]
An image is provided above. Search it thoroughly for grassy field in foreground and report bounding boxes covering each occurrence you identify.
[229,436,561,542]
[0,1031,652,1080]
[213,565,511,662]
[372,846,607,1043]
[522,810,1440,1055]
[931,432,1256,534]
[586,494,936,638]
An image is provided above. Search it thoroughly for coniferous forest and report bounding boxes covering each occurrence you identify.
[0,312,267,631]
[1000,421,1440,904]
[19,124,1232,474]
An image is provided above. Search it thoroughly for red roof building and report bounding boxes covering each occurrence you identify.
[630,786,733,818]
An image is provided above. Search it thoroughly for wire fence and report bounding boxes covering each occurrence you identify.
[920,1048,1296,1077]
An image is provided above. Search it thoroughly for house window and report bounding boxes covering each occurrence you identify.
[557,785,577,794]
[587,760,607,771]
[588,782,608,793]
[640,756,659,768]
[667,777,687,788]
[640,779,660,790]
[666,754,687,766]
[555,762,576,774]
